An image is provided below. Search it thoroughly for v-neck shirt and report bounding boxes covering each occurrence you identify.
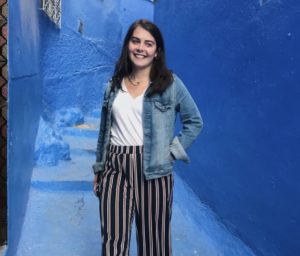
[110,79,148,146]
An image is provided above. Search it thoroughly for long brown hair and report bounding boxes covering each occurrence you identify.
[111,19,173,95]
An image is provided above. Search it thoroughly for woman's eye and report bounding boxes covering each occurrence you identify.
[131,39,139,44]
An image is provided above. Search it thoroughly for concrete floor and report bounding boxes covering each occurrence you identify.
[15,114,256,256]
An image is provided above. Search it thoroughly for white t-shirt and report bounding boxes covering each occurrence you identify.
[110,80,148,146]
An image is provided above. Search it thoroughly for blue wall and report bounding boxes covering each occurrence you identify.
[40,0,121,117]
[155,0,300,255]
[8,0,42,255]
[120,0,154,39]
[7,1,153,253]
[41,0,153,118]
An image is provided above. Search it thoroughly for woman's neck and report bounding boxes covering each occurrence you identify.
[131,66,151,81]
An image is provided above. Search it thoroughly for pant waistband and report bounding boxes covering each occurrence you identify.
[109,144,143,155]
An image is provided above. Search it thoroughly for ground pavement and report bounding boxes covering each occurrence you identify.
[16,112,256,256]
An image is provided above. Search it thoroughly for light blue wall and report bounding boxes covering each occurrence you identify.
[8,0,42,255]
[154,0,300,255]
[41,0,153,119]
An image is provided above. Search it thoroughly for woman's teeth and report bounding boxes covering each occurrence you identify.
[134,54,145,58]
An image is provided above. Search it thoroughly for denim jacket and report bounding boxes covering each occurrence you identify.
[93,74,203,180]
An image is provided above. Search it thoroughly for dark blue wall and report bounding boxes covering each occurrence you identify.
[8,0,42,255]
[155,1,300,255]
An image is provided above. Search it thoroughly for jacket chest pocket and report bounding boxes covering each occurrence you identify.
[154,101,172,112]
[153,101,174,127]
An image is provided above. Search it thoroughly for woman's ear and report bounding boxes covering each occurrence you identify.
[155,48,161,58]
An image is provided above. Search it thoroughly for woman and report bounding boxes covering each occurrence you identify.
[93,19,203,256]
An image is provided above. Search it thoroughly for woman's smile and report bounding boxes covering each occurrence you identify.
[128,26,157,70]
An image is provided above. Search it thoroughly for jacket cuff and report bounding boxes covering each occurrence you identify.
[92,162,103,174]
[170,136,190,163]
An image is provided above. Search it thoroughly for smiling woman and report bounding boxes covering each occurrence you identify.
[92,19,203,256]
[124,26,158,98]
[128,26,157,71]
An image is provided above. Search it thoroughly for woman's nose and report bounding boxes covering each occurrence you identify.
[136,43,144,52]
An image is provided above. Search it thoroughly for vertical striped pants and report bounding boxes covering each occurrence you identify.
[98,145,174,256]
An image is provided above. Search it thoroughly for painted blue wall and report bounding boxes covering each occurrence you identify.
[120,0,154,39]
[154,0,300,255]
[8,0,42,255]
[40,0,121,118]
[41,0,153,119]
[7,1,153,253]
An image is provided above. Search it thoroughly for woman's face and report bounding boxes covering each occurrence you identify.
[128,26,157,71]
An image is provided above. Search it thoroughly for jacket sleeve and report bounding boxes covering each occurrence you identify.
[92,82,111,174]
[170,75,203,163]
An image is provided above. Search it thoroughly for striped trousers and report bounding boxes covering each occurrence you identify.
[98,145,174,256]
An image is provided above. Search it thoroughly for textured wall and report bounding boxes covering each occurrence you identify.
[36,0,153,166]
[40,0,121,117]
[154,0,300,255]
[7,0,42,255]
[120,0,154,39]
[40,0,153,119]
[7,0,153,253]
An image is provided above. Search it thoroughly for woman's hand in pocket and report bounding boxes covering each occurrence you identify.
[93,174,100,197]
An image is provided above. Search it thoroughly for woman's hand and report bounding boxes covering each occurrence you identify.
[93,174,100,197]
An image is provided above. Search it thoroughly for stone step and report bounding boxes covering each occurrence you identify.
[61,125,98,138]
[63,135,97,152]
[60,115,100,138]
[88,109,101,119]
[84,116,100,127]
[32,154,95,182]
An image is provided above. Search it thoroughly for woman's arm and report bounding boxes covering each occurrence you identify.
[92,81,112,174]
[170,76,203,162]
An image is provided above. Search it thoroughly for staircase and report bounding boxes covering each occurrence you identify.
[15,112,256,256]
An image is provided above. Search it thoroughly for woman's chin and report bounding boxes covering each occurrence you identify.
[132,61,153,71]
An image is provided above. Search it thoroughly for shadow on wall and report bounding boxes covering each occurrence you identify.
[7,0,43,255]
